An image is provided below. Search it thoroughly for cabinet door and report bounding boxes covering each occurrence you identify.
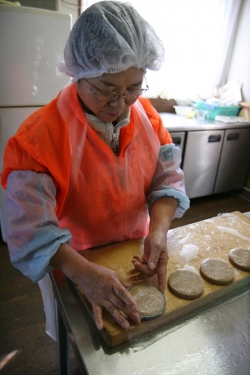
[214,128,250,193]
[182,130,224,198]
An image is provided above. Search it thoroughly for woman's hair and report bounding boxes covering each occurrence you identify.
[57,1,164,81]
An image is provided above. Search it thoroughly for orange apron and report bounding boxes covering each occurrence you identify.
[57,87,161,249]
[2,84,172,250]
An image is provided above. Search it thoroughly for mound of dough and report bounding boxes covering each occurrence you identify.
[128,285,166,320]
[168,269,204,300]
[200,258,234,285]
[229,248,250,272]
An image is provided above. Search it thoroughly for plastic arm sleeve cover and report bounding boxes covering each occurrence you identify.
[4,171,72,282]
[147,144,190,218]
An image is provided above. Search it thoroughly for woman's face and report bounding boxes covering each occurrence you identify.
[76,67,145,123]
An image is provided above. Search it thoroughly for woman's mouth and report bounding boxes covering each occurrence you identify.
[101,111,120,120]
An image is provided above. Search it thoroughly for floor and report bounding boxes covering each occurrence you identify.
[0,190,250,374]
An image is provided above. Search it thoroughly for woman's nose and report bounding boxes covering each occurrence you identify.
[109,96,126,109]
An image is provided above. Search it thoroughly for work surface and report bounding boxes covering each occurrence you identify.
[160,112,250,131]
[76,211,250,348]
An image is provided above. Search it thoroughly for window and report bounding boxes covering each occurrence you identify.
[81,0,241,102]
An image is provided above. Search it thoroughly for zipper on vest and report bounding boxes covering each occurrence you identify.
[112,132,119,155]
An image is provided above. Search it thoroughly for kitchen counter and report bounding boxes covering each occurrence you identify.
[50,212,250,375]
[161,114,250,198]
[160,113,250,131]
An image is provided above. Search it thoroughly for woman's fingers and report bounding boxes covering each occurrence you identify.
[92,303,104,330]
[105,299,140,329]
[81,263,141,330]
[132,257,156,277]
[107,279,141,326]
[132,253,156,276]
[156,252,168,292]
[93,295,140,330]
[113,280,137,313]
[110,284,141,324]
[132,235,168,292]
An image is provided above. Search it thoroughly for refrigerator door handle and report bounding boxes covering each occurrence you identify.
[172,136,181,145]
[208,135,221,143]
[227,133,239,141]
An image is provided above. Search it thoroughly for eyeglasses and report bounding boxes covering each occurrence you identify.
[84,78,149,102]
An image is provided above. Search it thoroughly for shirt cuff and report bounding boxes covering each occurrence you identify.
[147,188,190,218]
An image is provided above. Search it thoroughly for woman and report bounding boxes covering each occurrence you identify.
[1,1,189,335]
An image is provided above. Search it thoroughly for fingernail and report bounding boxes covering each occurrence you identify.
[123,321,130,329]
[97,323,103,330]
[150,262,156,269]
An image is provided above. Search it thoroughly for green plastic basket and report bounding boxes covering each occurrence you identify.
[194,101,240,120]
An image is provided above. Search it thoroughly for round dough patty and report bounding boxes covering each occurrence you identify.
[168,269,204,300]
[229,248,250,272]
[200,258,234,285]
[128,285,166,320]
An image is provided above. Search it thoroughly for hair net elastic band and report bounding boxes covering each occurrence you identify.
[57,61,146,81]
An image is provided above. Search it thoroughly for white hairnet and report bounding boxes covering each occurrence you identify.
[57,1,165,81]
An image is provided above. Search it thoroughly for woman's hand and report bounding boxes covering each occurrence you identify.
[132,231,168,292]
[74,261,141,330]
[50,243,141,330]
[132,196,178,292]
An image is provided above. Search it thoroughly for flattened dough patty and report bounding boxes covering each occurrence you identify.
[229,248,250,272]
[168,269,204,300]
[200,258,234,285]
[128,285,166,320]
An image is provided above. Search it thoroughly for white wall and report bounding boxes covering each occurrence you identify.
[56,0,250,101]
[229,0,250,187]
[58,0,79,26]
[227,0,250,102]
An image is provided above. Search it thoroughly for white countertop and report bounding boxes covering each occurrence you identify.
[160,113,250,132]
